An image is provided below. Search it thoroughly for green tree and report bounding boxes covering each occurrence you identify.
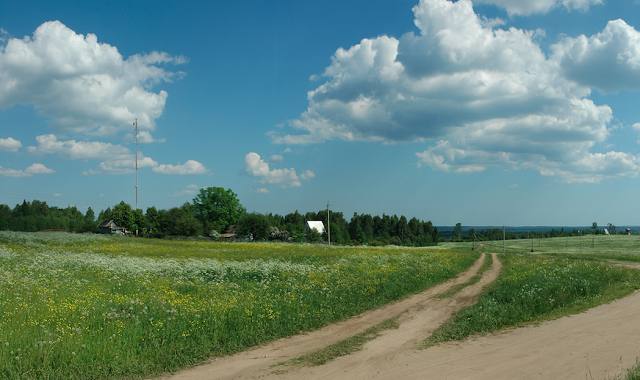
[192,187,245,235]
[145,207,160,236]
[237,213,271,240]
[110,201,135,231]
[453,222,463,242]
[82,207,97,232]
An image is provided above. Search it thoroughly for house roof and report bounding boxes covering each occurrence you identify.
[99,220,118,228]
[306,221,325,234]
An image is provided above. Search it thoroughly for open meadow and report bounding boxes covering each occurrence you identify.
[0,231,476,379]
[4,232,640,379]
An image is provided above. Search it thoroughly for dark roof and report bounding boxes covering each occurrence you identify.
[99,220,118,228]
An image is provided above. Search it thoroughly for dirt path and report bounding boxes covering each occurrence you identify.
[608,259,640,270]
[269,259,640,380]
[267,253,501,380]
[160,253,490,380]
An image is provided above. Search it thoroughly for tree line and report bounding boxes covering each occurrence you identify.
[0,187,439,246]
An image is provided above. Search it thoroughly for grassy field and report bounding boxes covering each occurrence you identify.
[447,234,640,262]
[425,252,640,346]
[0,231,477,379]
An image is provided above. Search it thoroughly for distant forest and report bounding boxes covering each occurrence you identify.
[0,187,439,246]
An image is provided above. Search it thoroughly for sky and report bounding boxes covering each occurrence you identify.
[2,0,640,226]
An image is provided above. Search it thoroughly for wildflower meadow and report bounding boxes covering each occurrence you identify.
[0,232,476,379]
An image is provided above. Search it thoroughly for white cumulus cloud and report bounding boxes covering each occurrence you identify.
[29,134,206,175]
[28,134,129,159]
[153,160,207,175]
[475,0,602,16]
[174,184,200,197]
[552,19,640,91]
[0,163,54,177]
[244,152,314,188]
[274,0,637,183]
[0,21,184,138]
[0,137,21,151]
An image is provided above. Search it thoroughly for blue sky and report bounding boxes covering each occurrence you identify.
[2,0,640,226]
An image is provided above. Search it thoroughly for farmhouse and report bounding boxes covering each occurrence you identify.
[98,220,128,235]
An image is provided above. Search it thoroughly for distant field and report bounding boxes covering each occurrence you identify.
[444,234,640,261]
[0,231,476,379]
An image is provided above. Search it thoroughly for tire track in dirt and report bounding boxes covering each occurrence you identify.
[271,256,640,380]
[159,253,489,380]
[266,253,501,380]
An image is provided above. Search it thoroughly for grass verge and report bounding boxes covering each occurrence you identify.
[424,254,640,347]
[286,318,399,367]
[437,253,493,299]
[624,362,640,380]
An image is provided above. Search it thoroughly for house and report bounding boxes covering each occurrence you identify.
[99,220,128,235]
[306,221,325,234]
[217,225,237,241]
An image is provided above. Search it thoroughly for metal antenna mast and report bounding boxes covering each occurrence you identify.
[133,119,139,211]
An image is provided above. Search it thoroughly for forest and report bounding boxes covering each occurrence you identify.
[0,187,439,246]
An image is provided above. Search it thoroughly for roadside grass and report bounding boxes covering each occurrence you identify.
[625,363,640,380]
[285,317,399,368]
[0,231,477,379]
[436,253,493,299]
[424,254,640,347]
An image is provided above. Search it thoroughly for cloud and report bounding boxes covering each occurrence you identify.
[257,187,270,194]
[174,184,200,197]
[552,19,640,91]
[301,170,316,180]
[475,0,603,16]
[244,152,314,188]
[28,134,129,159]
[29,134,206,175]
[0,21,184,139]
[135,130,165,144]
[0,137,21,151]
[274,0,637,183]
[152,160,207,175]
[0,163,54,177]
[270,154,284,162]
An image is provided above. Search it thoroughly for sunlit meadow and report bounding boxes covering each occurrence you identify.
[0,231,476,379]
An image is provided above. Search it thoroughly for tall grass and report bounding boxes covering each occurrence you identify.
[426,254,640,346]
[0,232,476,379]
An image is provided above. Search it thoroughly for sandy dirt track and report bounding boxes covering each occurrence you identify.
[160,253,493,380]
[269,261,640,380]
[293,288,640,380]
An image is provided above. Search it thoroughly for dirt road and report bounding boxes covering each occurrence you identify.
[160,253,496,380]
[266,259,640,380]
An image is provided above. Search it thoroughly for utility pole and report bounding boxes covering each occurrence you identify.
[133,118,139,236]
[326,202,331,246]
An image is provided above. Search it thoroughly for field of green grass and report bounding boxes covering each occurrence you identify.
[0,231,477,379]
[426,249,640,346]
[445,234,640,262]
